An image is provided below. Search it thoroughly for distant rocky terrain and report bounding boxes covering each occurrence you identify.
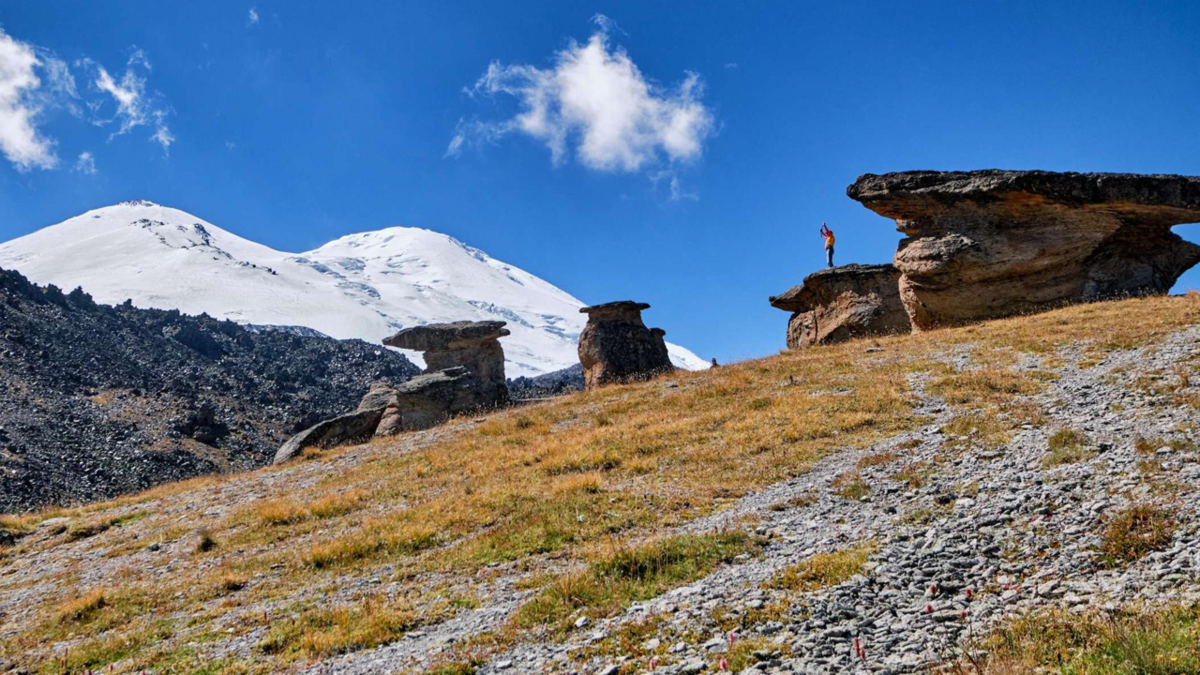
[507,364,585,399]
[0,267,418,512]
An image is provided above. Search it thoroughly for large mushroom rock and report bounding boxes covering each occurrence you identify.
[847,170,1200,330]
[273,382,397,464]
[578,301,673,389]
[769,264,910,349]
[374,367,475,436]
[383,321,510,408]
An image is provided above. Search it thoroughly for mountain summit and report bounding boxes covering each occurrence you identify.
[0,201,707,377]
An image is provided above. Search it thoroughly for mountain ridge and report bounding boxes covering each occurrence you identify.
[0,201,708,378]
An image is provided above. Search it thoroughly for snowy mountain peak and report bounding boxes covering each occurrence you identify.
[0,204,709,377]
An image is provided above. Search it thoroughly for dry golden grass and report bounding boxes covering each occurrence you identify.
[770,542,876,592]
[951,603,1200,674]
[1097,504,1176,568]
[3,294,1199,671]
[1042,428,1093,468]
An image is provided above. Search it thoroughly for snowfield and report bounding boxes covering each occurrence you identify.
[0,201,708,377]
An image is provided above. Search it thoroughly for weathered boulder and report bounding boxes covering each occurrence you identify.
[769,264,909,349]
[578,301,673,389]
[375,367,475,436]
[273,382,396,464]
[383,321,509,408]
[848,170,1200,330]
[273,409,382,464]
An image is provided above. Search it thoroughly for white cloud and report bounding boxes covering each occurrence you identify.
[248,8,260,26]
[452,15,714,178]
[83,55,174,154]
[127,47,151,71]
[0,27,177,171]
[0,28,58,170]
[73,150,96,174]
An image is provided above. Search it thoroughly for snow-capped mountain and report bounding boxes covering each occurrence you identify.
[0,201,708,377]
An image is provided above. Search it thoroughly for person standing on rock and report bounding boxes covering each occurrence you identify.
[820,222,836,268]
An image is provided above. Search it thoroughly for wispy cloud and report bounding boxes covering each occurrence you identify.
[449,15,715,195]
[0,28,59,170]
[73,150,96,174]
[0,28,177,171]
[248,8,260,26]
[81,52,174,154]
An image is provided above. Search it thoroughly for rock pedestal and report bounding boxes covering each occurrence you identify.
[770,264,910,349]
[275,322,512,464]
[848,170,1200,330]
[383,320,510,408]
[578,301,673,389]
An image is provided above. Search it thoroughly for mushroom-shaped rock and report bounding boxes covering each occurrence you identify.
[383,321,509,408]
[578,301,673,389]
[848,170,1200,330]
[769,264,909,349]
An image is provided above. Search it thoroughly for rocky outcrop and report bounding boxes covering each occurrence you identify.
[383,321,510,408]
[848,170,1200,330]
[275,323,514,464]
[374,367,475,436]
[770,264,910,349]
[273,383,398,463]
[578,301,673,389]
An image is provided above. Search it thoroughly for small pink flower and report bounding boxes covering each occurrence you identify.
[964,588,974,600]
[925,603,934,613]
[959,609,968,620]
[649,657,658,671]
[728,629,737,645]
[719,657,729,671]
[928,583,938,596]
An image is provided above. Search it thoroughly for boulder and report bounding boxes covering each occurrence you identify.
[383,321,509,408]
[375,367,475,435]
[273,381,398,464]
[578,301,673,389]
[847,170,1200,330]
[273,408,383,464]
[769,264,909,349]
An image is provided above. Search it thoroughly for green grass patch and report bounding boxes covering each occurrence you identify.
[511,531,759,634]
[769,542,875,592]
[955,603,1200,674]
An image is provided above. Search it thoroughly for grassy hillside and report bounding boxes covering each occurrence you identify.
[1,295,1199,673]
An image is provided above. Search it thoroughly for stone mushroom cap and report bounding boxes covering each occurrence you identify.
[847,170,1200,225]
[382,320,509,351]
[769,264,899,313]
[580,300,651,318]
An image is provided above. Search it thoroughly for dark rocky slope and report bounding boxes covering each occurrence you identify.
[0,267,418,513]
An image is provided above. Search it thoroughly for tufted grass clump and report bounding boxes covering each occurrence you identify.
[952,603,1200,674]
[257,596,421,658]
[831,471,871,500]
[770,542,875,592]
[1042,428,1092,467]
[1097,504,1175,568]
[511,531,759,635]
[58,589,108,624]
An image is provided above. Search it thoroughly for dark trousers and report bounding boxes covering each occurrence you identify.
[826,246,834,268]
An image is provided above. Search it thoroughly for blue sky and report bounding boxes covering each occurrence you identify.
[1,1,1199,363]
